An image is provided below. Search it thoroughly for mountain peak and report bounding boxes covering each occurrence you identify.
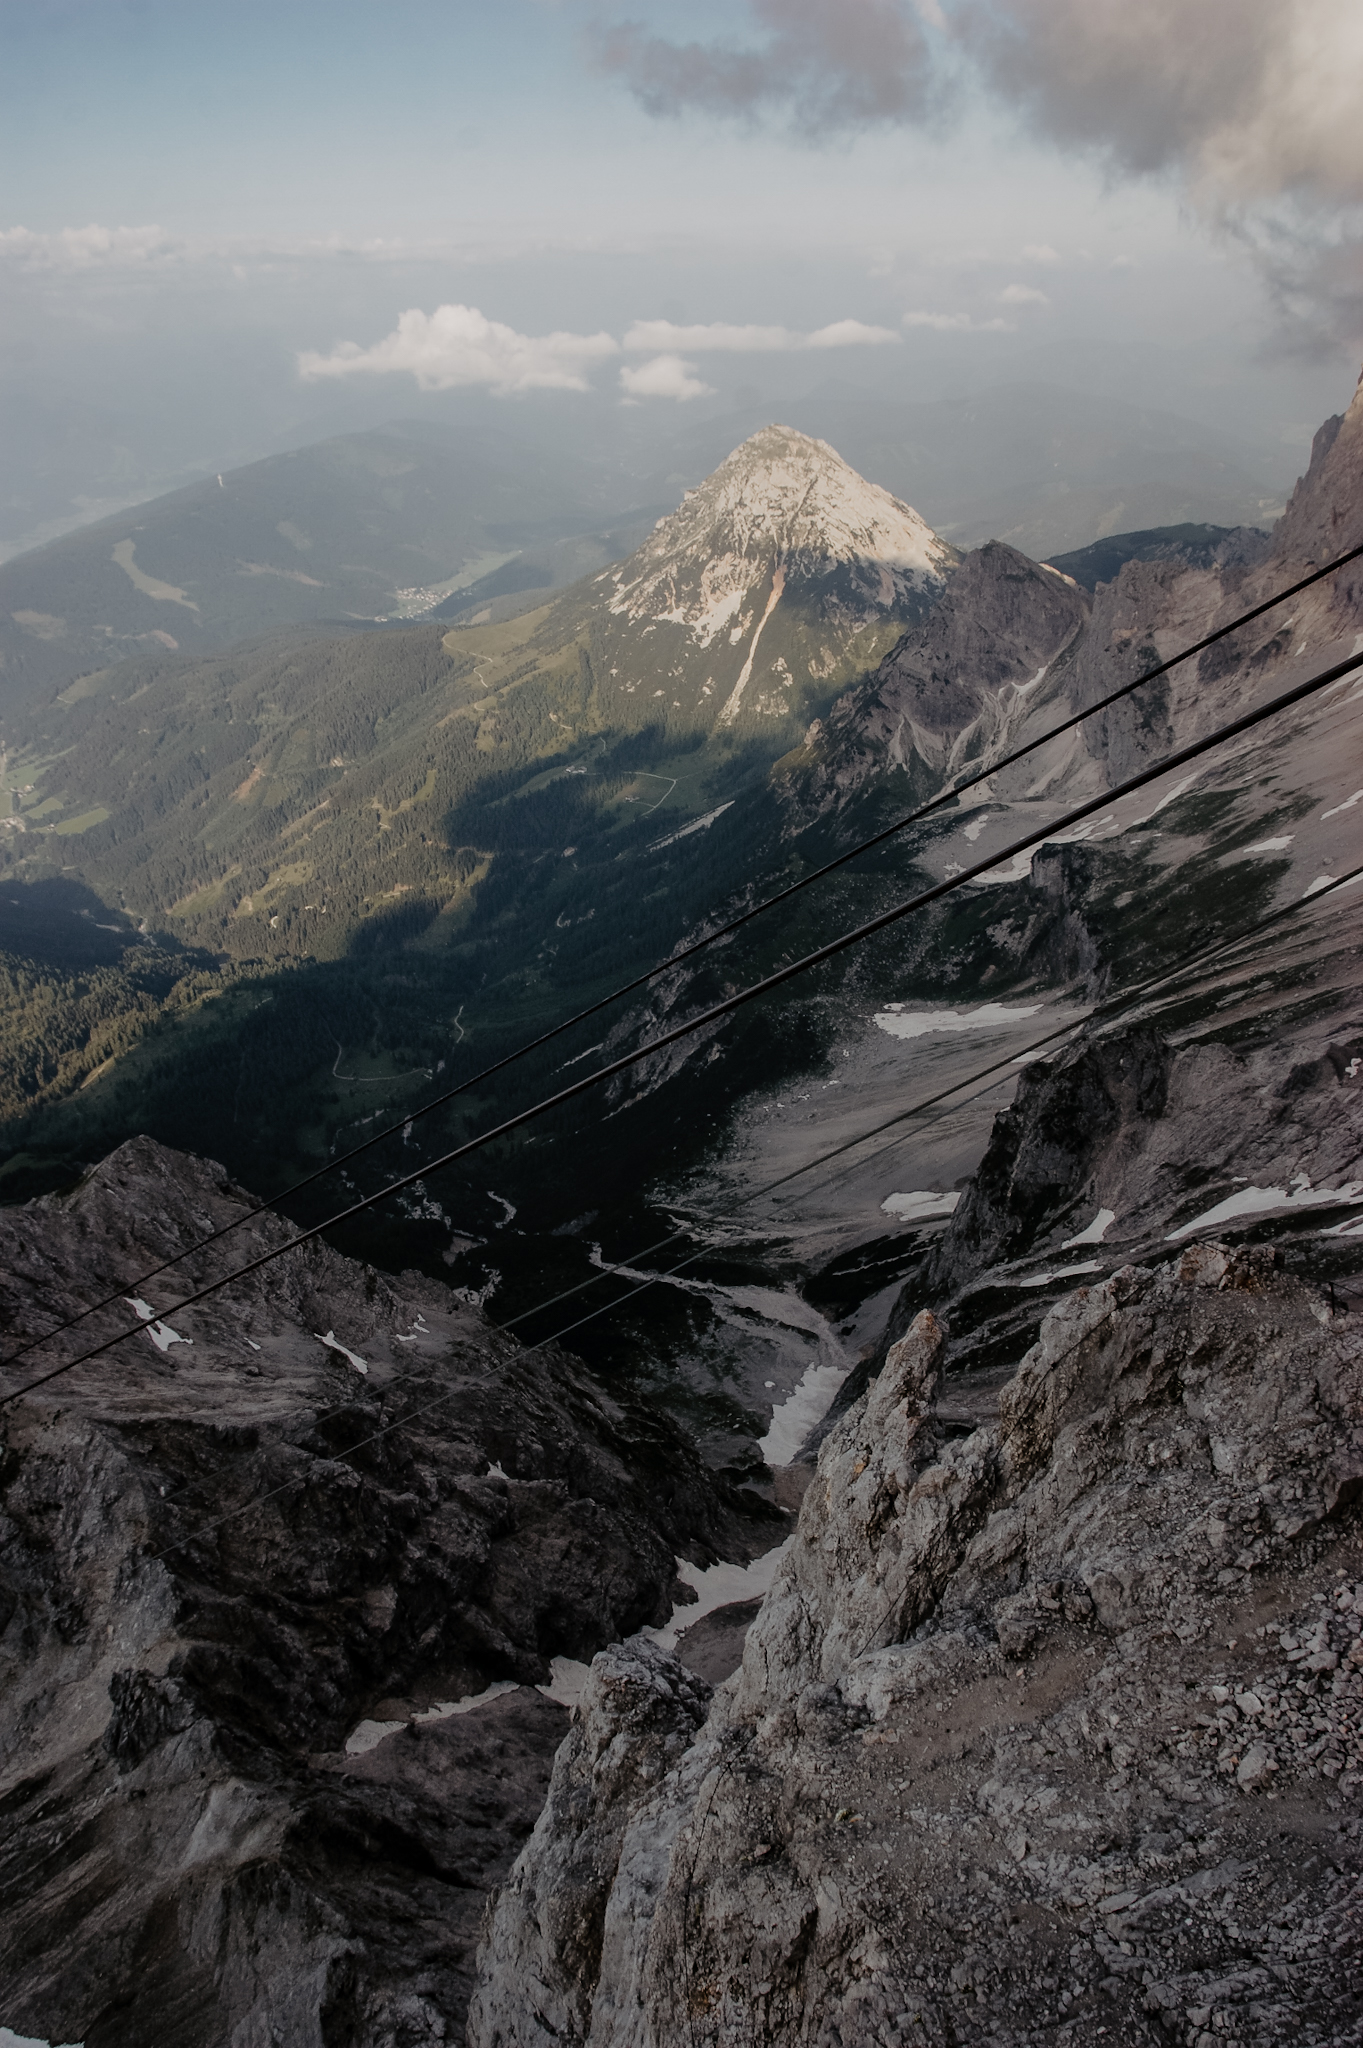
[605,424,952,654]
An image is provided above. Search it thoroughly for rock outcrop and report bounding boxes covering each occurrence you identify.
[0,1136,765,2047]
[470,1251,1363,2045]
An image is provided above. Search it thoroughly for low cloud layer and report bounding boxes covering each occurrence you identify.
[0,223,183,269]
[299,305,904,401]
[595,0,1363,349]
[621,317,898,352]
[298,304,619,394]
[901,309,1010,332]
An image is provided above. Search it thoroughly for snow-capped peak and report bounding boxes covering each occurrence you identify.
[608,425,952,647]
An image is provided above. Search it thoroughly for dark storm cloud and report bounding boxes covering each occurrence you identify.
[592,0,1363,350]
[590,0,939,133]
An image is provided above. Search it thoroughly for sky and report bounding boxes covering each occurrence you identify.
[3,0,1362,557]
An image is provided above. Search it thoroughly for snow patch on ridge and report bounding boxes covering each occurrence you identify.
[1168,1180,1363,1240]
[647,1542,792,1652]
[316,1330,367,1374]
[874,1002,1043,1041]
[1063,1208,1116,1247]
[880,1190,960,1221]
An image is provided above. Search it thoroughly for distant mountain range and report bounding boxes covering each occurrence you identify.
[0,375,1355,1277]
[0,383,1282,706]
[0,426,954,1198]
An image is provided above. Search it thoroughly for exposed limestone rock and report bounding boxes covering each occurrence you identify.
[0,1136,761,2048]
[466,1636,712,2048]
[470,1254,1363,2045]
[791,542,1089,816]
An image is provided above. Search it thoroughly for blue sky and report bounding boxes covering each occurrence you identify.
[2,1,1360,556]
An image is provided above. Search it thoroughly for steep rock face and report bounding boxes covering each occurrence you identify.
[466,1636,713,2048]
[607,425,952,650]
[790,542,1089,814]
[0,1136,763,2048]
[926,1027,1171,1293]
[839,989,1363,1403]
[1266,367,1363,574]
[471,1258,1363,2045]
[783,367,1363,834]
[583,425,955,741]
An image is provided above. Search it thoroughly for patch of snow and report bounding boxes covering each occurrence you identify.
[486,1461,509,1481]
[1322,789,1363,820]
[146,1320,191,1352]
[1238,836,1294,853]
[344,1678,523,1755]
[344,1718,406,1756]
[415,1681,519,1723]
[560,1041,606,1068]
[716,566,785,728]
[1018,1260,1104,1288]
[0,2031,83,2048]
[874,1002,1043,1041]
[880,1190,961,1221]
[759,1363,849,1466]
[647,1541,792,1652]
[537,1656,592,1708]
[962,813,993,842]
[246,1338,261,1351]
[648,800,735,851]
[1323,1214,1363,1239]
[487,1191,517,1227]
[1063,1207,1116,1248]
[1168,1180,1363,1241]
[315,1330,368,1374]
[1013,664,1048,693]
[976,848,1035,885]
[1304,870,1363,898]
[125,1297,156,1321]
[1126,772,1200,827]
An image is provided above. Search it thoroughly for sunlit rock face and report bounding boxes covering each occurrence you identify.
[591,424,955,738]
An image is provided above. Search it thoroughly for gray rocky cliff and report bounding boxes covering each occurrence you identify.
[468,1255,1363,2045]
[466,1635,713,2048]
[0,1135,765,2048]
[781,366,1363,832]
[789,542,1089,818]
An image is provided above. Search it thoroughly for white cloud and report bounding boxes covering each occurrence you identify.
[624,319,793,352]
[622,317,898,352]
[997,282,1049,304]
[805,316,900,346]
[1020,242,1062,264]
[619,353,716,401]
[297,302,619,394]
[902,309,1012,331]
[0,223,182,269]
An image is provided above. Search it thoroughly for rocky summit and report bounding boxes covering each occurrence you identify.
[600,426,953,731]
[469,1254,1363,2048]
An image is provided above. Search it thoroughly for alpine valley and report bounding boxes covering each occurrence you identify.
[1,374,1362,2048]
